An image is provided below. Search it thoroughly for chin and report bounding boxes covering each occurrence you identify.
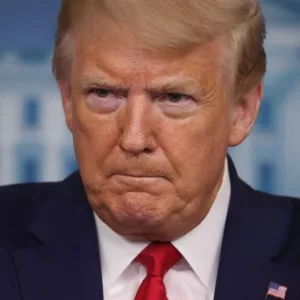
[109,208,167,236]
[110,191,163,217]
[103,205,179,241]
[114,207,165,227]
[93,192,174,237]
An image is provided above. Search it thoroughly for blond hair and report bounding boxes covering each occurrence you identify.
[52,0,266,97]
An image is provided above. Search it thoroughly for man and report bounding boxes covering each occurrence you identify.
[1,0,300,299]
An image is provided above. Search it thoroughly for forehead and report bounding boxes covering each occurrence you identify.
[72,24,222,85]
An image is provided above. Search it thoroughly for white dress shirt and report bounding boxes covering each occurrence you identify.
[94,159,231,300]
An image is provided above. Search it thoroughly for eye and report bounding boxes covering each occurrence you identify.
[89,88,112,97]
[157,92,198,116]
[159,93,194,105]
[85,88,123,113]
[165,93,191,103]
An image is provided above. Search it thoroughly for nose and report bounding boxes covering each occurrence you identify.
[118,95,156,155]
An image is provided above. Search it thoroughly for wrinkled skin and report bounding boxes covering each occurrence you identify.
[59,27,263,241]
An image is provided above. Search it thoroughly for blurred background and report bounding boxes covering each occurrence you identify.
[0,0,299,197]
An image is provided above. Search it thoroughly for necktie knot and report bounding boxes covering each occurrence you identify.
[135,242,182,300]
[136,242,182,277]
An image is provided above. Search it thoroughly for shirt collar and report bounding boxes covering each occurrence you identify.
[172,158,231,290]
[94,158,231,290]
[94,214,148,289]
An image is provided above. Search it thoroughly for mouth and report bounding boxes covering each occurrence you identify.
[112,171,166,179]
[113,173,165,180]
[109,172,170,192]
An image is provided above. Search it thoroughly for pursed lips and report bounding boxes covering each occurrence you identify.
[115,172,165,178]
[109,171,170,192]
[111,171,168,181]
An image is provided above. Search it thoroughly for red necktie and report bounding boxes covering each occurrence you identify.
[134,242,182,300]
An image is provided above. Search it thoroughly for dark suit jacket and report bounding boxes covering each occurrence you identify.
[1,158,300,300]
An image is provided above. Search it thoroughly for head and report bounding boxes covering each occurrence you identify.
[53,0,266,241]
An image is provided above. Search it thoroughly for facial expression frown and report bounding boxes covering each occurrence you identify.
[59,29,262,241]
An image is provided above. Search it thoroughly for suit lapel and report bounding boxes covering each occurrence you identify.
[11,159,300,300]
[214,157,300,300]
[13,172,104,300]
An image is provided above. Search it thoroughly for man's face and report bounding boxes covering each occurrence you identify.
[60,28,260,241]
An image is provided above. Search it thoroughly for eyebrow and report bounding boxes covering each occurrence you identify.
[80,76,129,91]
[147,77,203,95]
[79,74,203,95]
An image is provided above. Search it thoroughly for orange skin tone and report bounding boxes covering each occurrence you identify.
[59,27,263,241]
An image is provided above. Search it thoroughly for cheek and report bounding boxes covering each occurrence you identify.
[160,106,230,193]
[72,99,119,176]
[163,107,229,157]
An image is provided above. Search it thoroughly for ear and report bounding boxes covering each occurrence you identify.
[229,80,264,146]
[58,81,74,133]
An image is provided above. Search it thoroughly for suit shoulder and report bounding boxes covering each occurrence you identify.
[254,187,299,206]
[0,181,60,236]
[243,180,300,211]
